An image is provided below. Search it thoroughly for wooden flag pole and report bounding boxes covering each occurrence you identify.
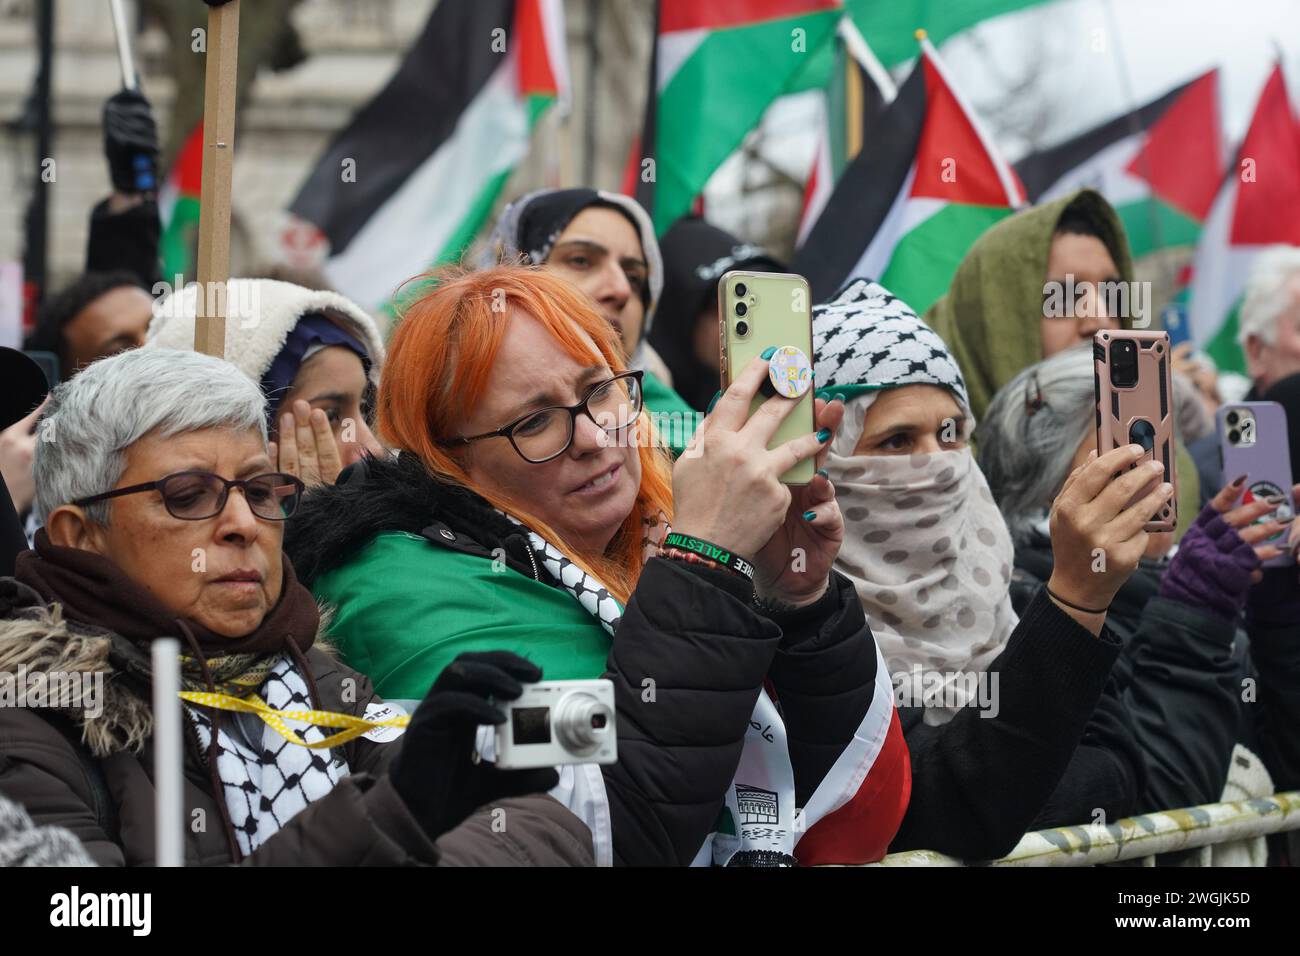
[194,0,240,359]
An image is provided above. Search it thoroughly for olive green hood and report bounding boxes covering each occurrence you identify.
[924,189,1134,420]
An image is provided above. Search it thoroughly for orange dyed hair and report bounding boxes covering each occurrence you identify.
[378,265,674,604]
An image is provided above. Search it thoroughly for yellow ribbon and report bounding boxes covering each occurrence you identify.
[178,690,410,749]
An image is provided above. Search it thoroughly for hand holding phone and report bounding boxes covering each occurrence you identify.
[1094,330,1178,532]
[1217,401,1295,567]
[674,354,830,561]
[1047,445,1175,631]
[719,271,816,485]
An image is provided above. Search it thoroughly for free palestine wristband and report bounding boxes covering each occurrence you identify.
[663,532,755,581]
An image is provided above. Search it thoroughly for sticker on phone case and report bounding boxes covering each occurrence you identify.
[1244,480,1293,543]
[767,346,813,399]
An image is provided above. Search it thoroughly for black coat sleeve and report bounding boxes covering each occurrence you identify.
[1027,686,1144,832]
[1243,569,1300,791]
[85,197,161,288]
[761,571,885,806]
[889,588,1127,860]
[1106,596,1240,812]
[600,557,781,866]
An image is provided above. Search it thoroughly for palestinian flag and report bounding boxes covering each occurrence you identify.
[288,0,566,311]
[1189,65,1300,374]
[159,124,204,283]
[1016,70,1224,260]
[843,0,1056,69]
[794,34,1025,312]
[796,19,893,246]
[634,0,842,235]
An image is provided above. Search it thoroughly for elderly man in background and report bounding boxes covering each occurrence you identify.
[1239,246,1300,399]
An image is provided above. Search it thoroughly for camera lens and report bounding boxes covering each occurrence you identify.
[1226,411,1239,426]
[1110,339,1139,389]
[734,282,747,297]
[1228,429,1240,444]
[553,692,612,755]
[735,301,748,317]
[735,319,750,337]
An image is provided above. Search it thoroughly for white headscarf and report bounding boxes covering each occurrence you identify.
[814,279,1018,725]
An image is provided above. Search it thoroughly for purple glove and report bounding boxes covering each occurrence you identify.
[1160,504,1260,622]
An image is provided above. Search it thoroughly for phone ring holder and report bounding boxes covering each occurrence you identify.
[764,345,813,399]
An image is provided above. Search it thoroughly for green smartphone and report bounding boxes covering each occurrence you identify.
[718,270,816,485]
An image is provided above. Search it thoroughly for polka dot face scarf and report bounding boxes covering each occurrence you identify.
[828,397,1019,726]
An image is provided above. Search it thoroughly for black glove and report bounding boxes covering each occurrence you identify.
[388,651,559,841]
[103,89,159,195]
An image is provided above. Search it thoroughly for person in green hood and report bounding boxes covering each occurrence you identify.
[925,188,1199,535]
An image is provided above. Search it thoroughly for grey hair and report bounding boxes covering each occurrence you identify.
[1239,245,1300,348]
[33,348,268,525]
[974,346,1094,546]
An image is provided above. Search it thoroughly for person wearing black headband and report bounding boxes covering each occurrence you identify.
[651,215,786,412]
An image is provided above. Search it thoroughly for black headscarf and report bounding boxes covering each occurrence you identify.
[483,187,657,317]
[649,216,785,410]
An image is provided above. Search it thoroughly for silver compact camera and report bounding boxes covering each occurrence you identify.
[495,679,617,769]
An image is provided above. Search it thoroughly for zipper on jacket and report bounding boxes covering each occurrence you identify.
[525,544,539,581]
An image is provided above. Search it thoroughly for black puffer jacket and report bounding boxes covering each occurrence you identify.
[285,454,906,866]
[1014,535,1275,816]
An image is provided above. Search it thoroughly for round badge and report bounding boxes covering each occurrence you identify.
[767,346,813,399]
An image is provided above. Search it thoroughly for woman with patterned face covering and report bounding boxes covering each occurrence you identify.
[813,278,1178,861]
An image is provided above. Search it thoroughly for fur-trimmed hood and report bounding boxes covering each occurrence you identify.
[284,454,542,589]
[0,578,333,758]
[145,277,386,387]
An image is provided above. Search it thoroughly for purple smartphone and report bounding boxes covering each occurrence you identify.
[1217,401,1295,567]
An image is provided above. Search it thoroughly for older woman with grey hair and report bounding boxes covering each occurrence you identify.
[976,346,1300,844]
[0,347,591,866]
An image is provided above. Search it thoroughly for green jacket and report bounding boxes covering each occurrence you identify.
[314,532,609,701]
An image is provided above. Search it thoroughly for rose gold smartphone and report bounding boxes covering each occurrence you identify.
[1094,330,1178,532]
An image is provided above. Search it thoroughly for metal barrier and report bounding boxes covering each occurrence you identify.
[871,791,1300,866]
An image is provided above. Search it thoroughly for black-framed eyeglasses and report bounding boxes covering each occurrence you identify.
[73,471,306,521]
[440,370,645,464]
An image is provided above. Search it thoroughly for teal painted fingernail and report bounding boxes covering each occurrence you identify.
[816,468,829,479]
[802,510,817,521]
[760,346,777,360]
[831,393,846,403]
[816,428,832,442]
[706,390,721,414]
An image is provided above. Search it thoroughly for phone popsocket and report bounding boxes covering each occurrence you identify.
[763,345,813,399]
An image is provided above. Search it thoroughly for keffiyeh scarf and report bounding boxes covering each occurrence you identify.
[186,655,348,855]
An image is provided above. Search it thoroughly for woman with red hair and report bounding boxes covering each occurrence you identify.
[285,266,910,866]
